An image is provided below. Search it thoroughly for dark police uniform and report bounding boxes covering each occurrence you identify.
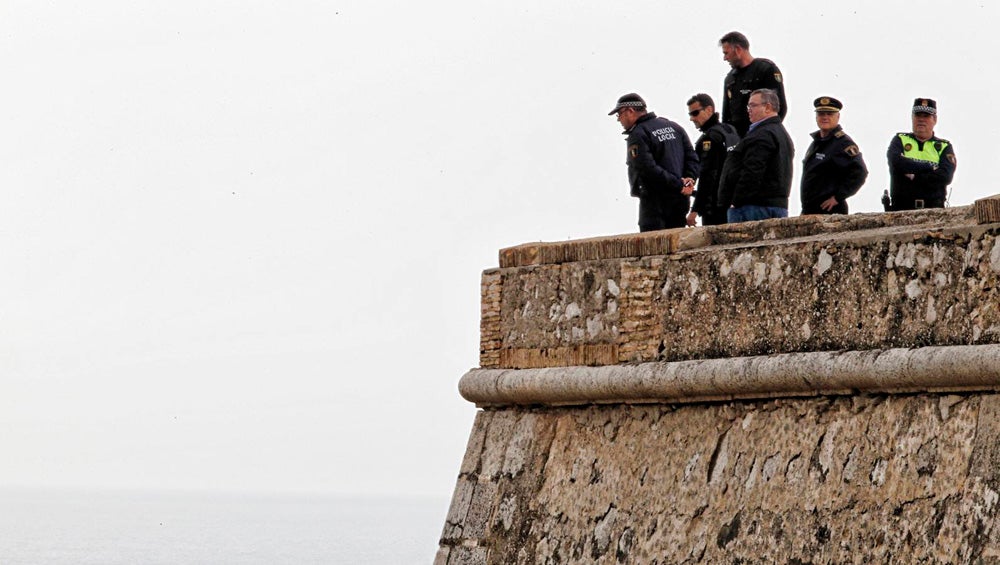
[722,58,787,137]
[801,125,868,215]
[886,99,956,211]
[691,113,739,225]
[887,132,956,210]
[624,112,700,231]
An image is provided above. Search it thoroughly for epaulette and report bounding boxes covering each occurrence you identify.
[834,130,846,138]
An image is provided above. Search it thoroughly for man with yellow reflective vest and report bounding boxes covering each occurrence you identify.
[886,98,957,211]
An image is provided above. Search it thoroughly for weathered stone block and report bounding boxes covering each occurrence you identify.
[445,396,1000,563]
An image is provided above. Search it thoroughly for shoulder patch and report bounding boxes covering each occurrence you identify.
[774,72,782,83]
[702,140,712,152]
[629,144,639,158]
[947,153,956,165]
[844,145,860,157]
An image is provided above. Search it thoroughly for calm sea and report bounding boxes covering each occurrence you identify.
[0,488,449,564]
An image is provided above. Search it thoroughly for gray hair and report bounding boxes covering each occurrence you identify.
[752,88,780,114]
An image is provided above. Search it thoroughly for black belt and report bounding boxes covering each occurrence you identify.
[896,198,944,210]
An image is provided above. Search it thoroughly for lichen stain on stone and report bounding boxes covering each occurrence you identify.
[751,261,767,286]
[744,456,760,490]
[684,452,701,482]
[925,296,938,324]
[591,505,618,559]
[815,248,833,276]
[564,302,582,320]
[990,238,1000,274]
[731,252,754,276]
[800,321,812,340]
[498,494,517,531]
[871,457,888,487]
[896,243,917,269]
[761,454,781,483]
[707,430,731,486]
[607,279,620,297]
[842,446,859,484]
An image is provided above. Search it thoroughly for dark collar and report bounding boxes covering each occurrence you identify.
[622,112,658,134]
[699,113,721,132]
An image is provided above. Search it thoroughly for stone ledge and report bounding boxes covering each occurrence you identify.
[460,344,1000,407]
[497,207,976,268]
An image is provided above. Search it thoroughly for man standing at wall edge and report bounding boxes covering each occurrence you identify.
[719,31,787,138]
[686,93,739,226]
[800,96,868,215]
[886,98,956,211]
[609,93,700,232]
[718,89,794,223]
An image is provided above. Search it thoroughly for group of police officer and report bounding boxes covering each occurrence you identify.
[610,31,958,232]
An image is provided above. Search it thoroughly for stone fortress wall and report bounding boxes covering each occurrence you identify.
[437,200,1000,564]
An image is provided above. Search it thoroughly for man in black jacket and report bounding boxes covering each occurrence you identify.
[686,93,739,226]
[718,89,794,223]
[800,96,868,215]
[609,93,700,232]
[719,31,787,138]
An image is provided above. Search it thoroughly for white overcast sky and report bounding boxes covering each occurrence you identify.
[0,1,996,499]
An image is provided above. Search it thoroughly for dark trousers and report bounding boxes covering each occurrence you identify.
[638,196,687,232]
[801,200,849,215]
[700,208,729,226]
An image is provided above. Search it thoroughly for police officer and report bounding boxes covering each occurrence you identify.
[800,96,868,215]
[609,93,699,232]
[886,98,957,210]
[719,31,787,137]
[686,93,739,226]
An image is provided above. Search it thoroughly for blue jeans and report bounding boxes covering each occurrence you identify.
[727,205,788,223]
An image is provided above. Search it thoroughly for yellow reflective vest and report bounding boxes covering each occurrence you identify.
[897,133,949,166]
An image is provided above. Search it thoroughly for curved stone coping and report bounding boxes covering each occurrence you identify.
[460,344,1000,407]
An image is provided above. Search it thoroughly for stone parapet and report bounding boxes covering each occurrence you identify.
[480,207,1000,369]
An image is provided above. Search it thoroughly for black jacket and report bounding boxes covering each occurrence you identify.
[800,126,868,214]
[692,113,739,217]
[722,58,787,137]
[718,116,794,209]
[625,113,700,202]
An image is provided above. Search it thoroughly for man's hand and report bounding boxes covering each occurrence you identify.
[686,211,698,227]
[905,173,915,180]
[681,178,695,196]
[820,196,839,211]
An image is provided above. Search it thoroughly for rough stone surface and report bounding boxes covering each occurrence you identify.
[441,206,1000,564]
[439,396,1000,563]
[480,207,1000,369]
